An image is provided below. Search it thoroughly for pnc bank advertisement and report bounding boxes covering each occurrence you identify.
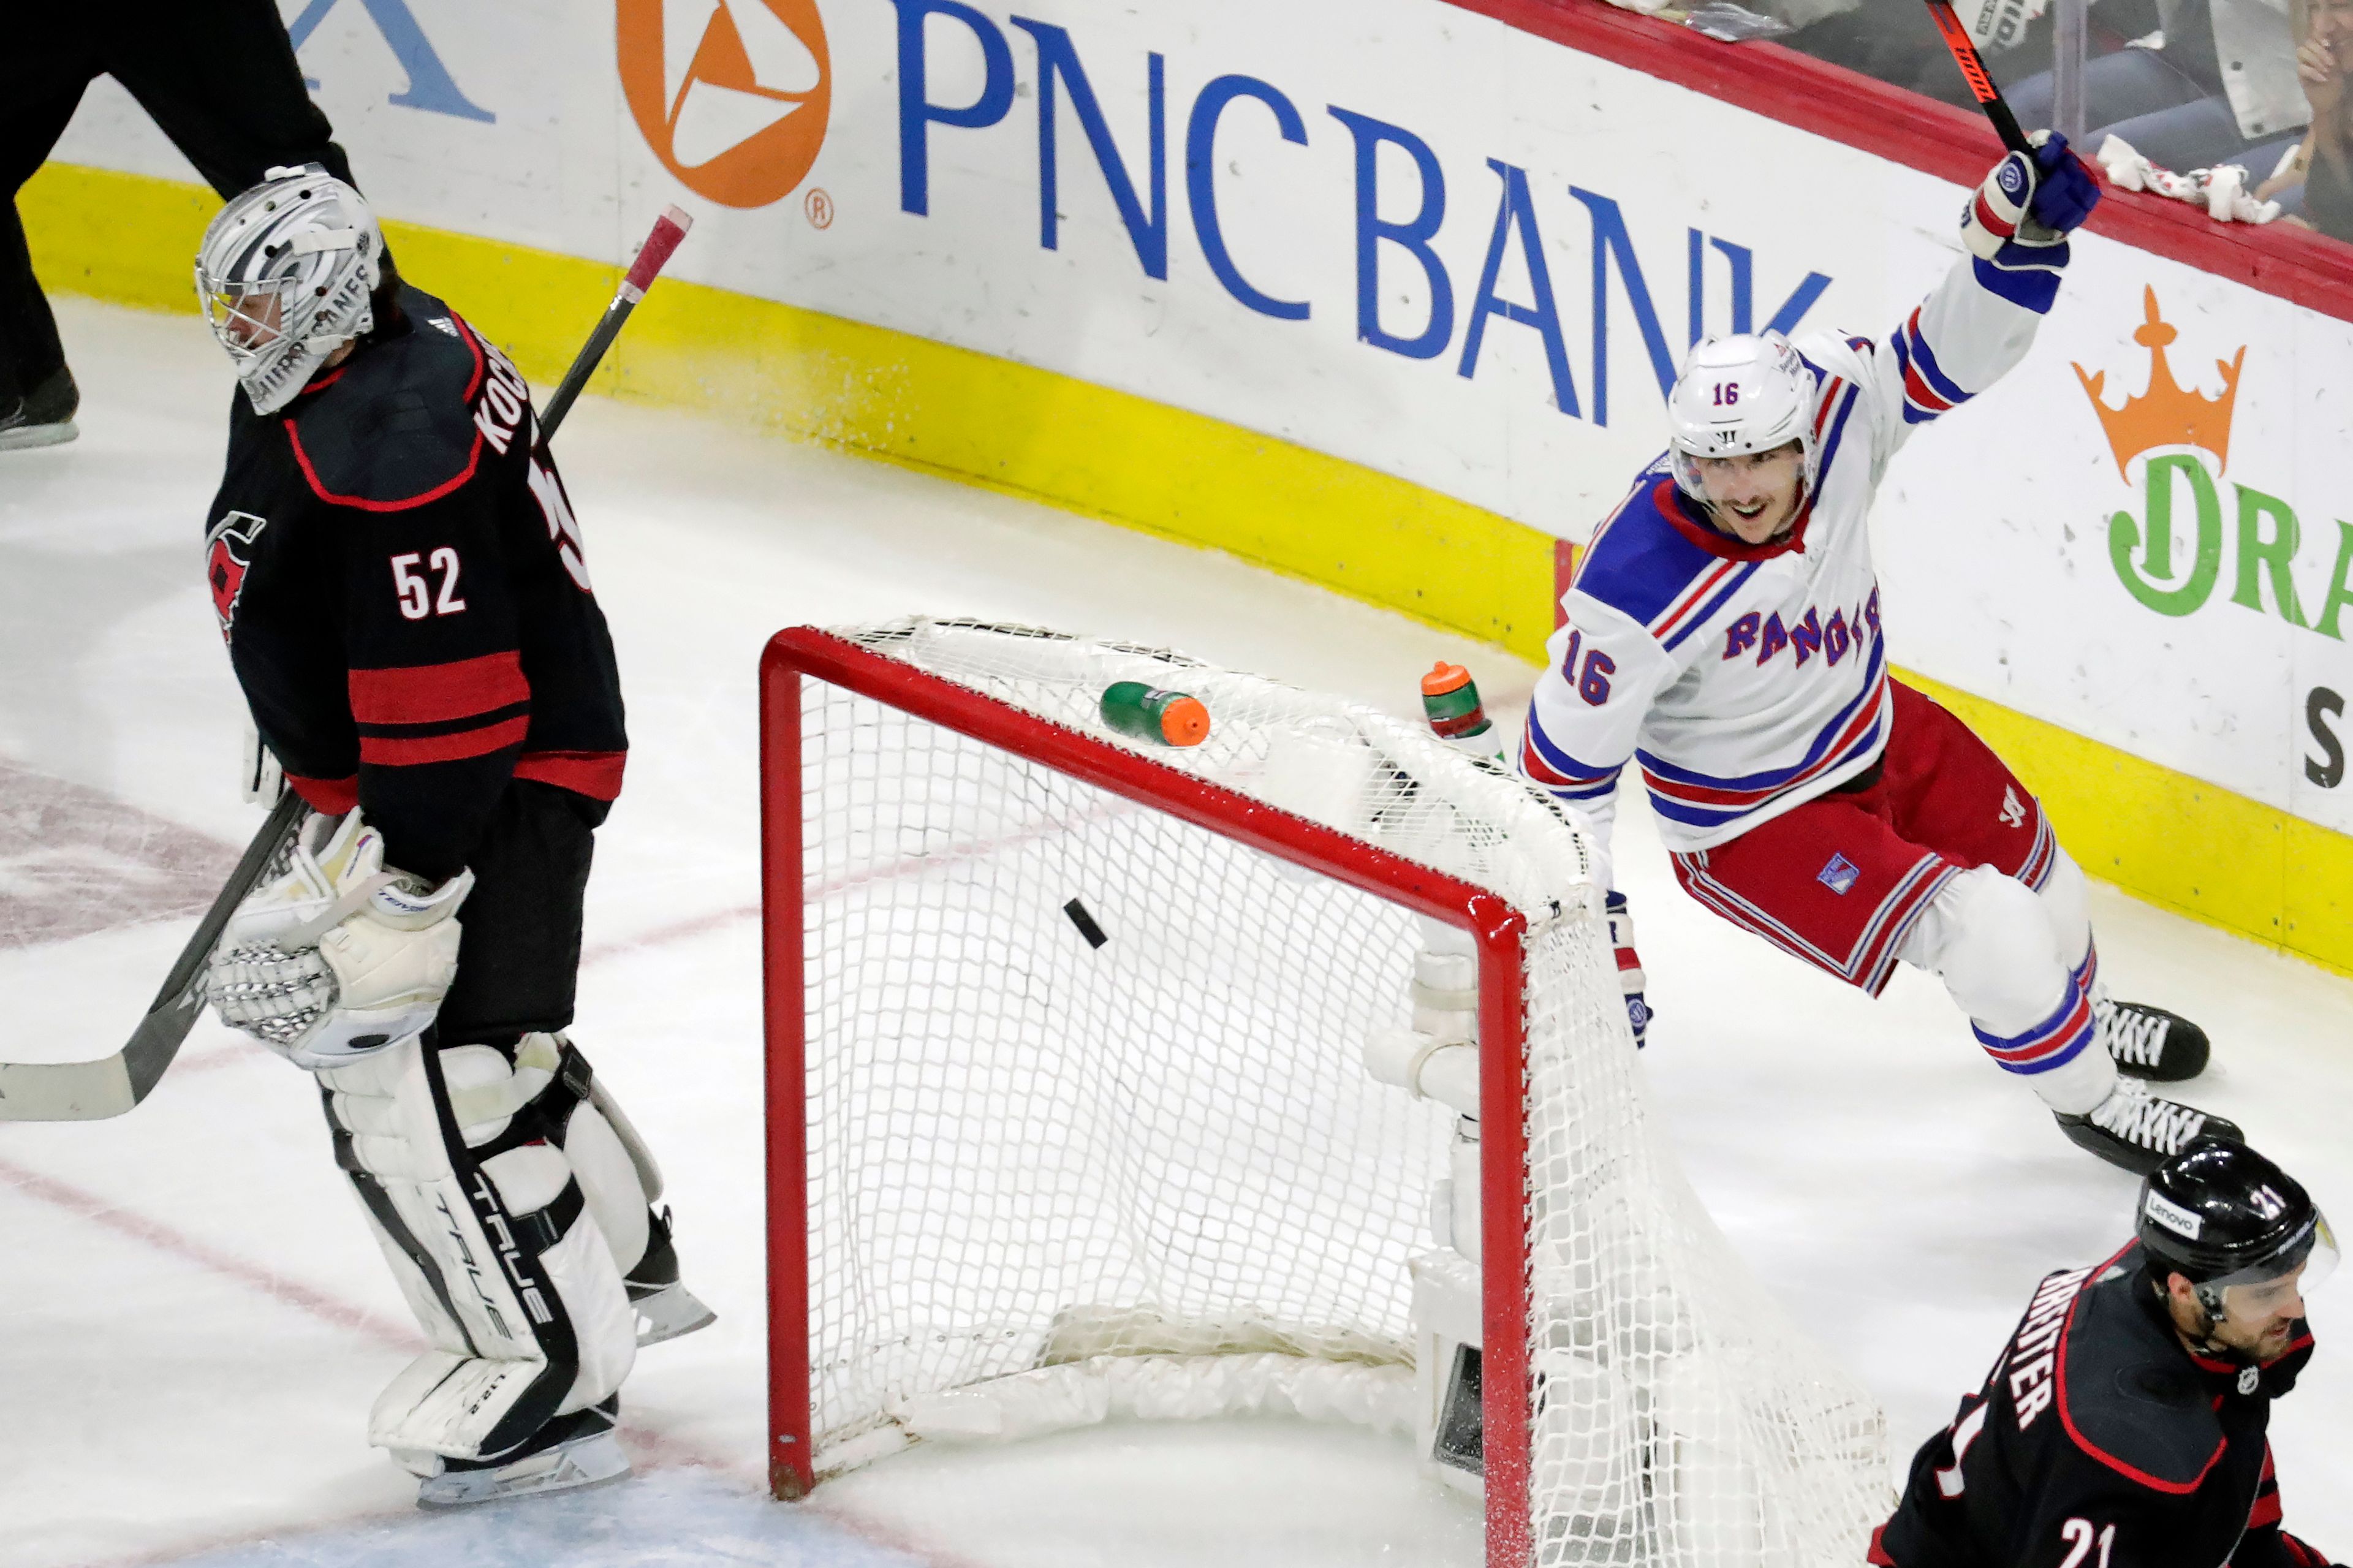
[50,0,2353,844]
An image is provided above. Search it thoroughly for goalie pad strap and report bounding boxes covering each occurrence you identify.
[453,1038,596,1162]
[502,1172,587,1260]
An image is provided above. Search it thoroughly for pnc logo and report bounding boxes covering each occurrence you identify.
[618,0,830,208]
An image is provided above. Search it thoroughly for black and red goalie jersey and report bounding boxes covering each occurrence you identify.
[1873,1242,2328,1568]
[202,282,625,882]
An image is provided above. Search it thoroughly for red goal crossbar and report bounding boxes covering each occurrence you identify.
[757,626,1536,1564]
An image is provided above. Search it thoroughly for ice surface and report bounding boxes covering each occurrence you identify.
[1,298,2345,1566]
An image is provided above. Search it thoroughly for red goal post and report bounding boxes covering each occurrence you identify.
[757,619,1889,1566]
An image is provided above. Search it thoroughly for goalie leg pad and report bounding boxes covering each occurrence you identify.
[320,1032,637,1461]
[436,1031,713,1342]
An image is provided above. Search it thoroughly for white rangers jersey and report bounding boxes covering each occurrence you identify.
[1520,249,2059,884]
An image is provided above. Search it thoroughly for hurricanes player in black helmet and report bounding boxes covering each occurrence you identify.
[190,167,711,1507]
[1873,1140,2339,1566]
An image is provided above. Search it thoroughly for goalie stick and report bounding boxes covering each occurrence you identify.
[0,204,696,1123]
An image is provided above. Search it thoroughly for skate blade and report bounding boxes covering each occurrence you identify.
[631,1282,717,1347]
[0,420,78,452]
[415,1431,631,1509]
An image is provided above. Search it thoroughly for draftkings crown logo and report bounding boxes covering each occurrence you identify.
[2071,286,2245,478]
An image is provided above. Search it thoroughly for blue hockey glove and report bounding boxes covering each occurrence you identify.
[1605,892,1649,1049]
[1963,131,2099,259]
[2025,131,2100,233]
[1961,132,2095,312]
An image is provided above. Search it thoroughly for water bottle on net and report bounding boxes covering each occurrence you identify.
[1420,662,1503,763]
[1101,681,1211,747]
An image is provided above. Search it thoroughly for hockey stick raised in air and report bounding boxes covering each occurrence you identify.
[0,204,696,1123]
[1922,0,2036,154]
[539,205,694,434]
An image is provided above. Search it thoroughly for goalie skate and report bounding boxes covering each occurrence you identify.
[2055,1078,2241,1175]
[2099,999,2210,1082]
[625,1207,716,1347]
[412,1403,629,1509]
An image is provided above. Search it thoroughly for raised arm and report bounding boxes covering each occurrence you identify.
[1854,135,2102,475]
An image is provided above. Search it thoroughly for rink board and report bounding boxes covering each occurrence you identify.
[22,0,2353,974]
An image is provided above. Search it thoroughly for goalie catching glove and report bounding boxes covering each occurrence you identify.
[206,809,472,1069]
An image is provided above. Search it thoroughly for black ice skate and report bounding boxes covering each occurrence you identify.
[2055,1080,2241,1176]
[627,1205,716,1347]
[0,367,79,452]
[2098,999,2210,1081]
[413,1397,629,1509]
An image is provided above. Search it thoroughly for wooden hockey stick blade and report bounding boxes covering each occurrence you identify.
[0,789,307,1121]
[1922,0,2034,153]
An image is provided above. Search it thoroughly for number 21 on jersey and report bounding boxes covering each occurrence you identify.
[2058,1518,2115,1568]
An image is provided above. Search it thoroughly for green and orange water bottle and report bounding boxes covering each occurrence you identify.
[1101,681,1211,746]
[1421,661,1504,763]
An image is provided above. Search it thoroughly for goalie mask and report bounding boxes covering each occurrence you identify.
[1665,333,1819,503]
[195,165,383,415]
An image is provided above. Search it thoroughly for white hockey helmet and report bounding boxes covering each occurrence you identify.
[1665,332,1819,502]
[195,165,384,415]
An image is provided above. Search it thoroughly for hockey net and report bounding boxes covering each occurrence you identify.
[762,618,1889,1564]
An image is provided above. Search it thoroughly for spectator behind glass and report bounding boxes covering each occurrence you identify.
[2257,0,2353,235]
[2006,0,2305,173]
[1783,0,2162,110]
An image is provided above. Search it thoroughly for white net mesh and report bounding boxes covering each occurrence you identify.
[788,618,1890,1563]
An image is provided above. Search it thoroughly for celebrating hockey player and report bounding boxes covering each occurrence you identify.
[1516,132,2237,1174]
[192,167,711,1506]
[1873,1140,2339,1565]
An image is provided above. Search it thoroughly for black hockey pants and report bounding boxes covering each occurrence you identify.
[1,0,355,403]
[436,781,605,1047]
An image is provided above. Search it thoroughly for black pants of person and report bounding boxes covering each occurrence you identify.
[436,781,607,1047]
[1,0,354,403]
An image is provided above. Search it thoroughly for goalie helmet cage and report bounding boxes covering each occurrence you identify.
[760,619,1890,1566]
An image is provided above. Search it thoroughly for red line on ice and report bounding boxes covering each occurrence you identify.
[0,1155,757,1517]
[0,1151,421,1349]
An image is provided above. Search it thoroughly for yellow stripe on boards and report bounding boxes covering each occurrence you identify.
[19,164,218,314]
[1896,669,2351,979]
[21,162,1557,658]
[20,161,2349,978]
